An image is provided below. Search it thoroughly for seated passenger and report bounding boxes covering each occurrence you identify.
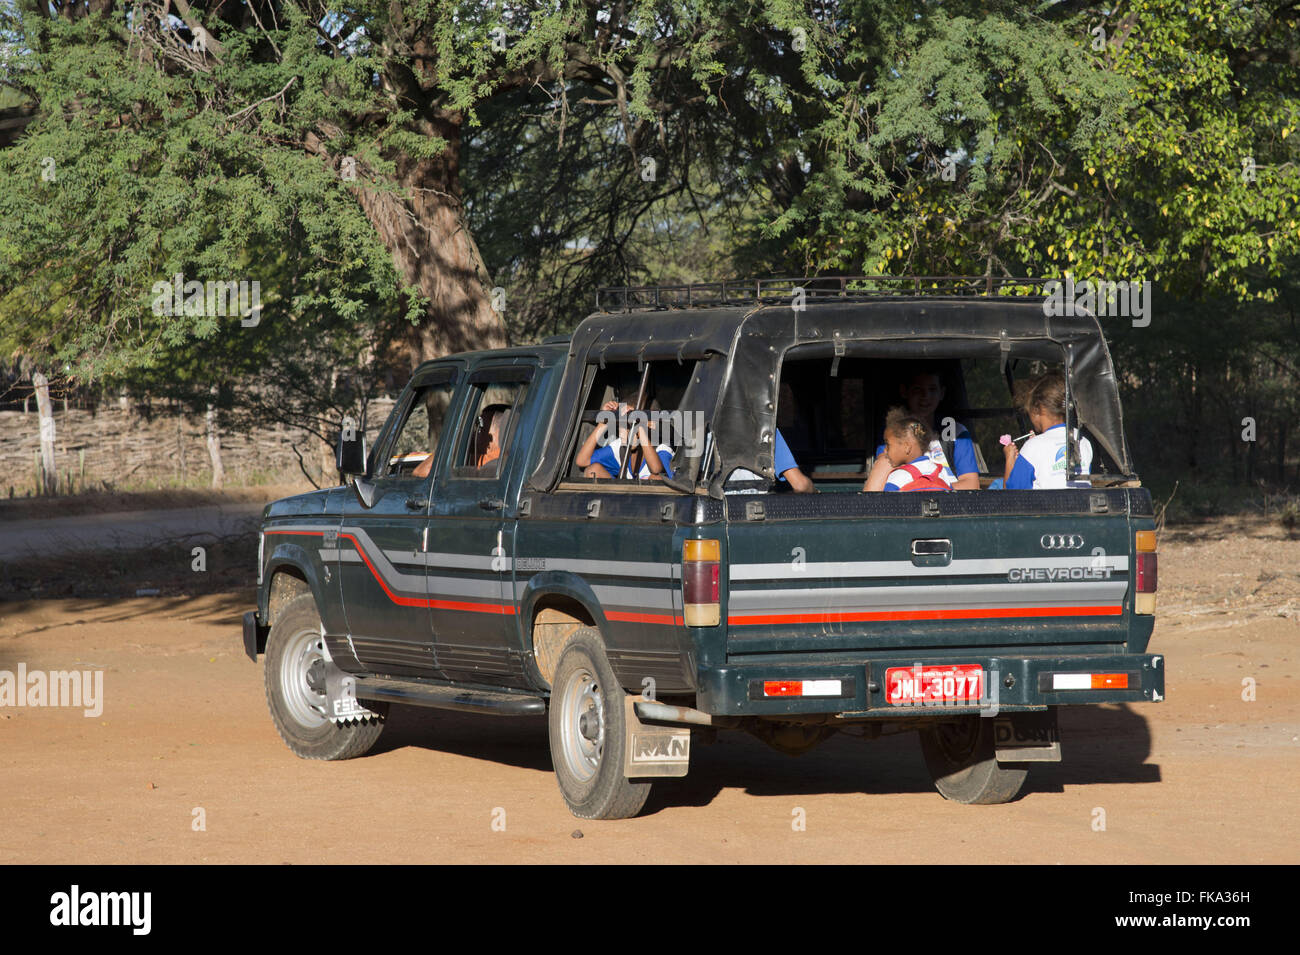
[576,400,673,480]
[473,404,512,469]
[864,409,956,492]
[864,369,979,490]
[1002,373,1092,489]
[413,403,510,478]
[725,428,816,493]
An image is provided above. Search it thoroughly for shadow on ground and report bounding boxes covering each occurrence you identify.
[365,701,1159,814]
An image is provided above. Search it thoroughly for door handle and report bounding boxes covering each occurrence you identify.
[479,497,505,511]
[911,538,952,567]
[405,496,425,511]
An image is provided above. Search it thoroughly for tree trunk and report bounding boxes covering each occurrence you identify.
[319,369,339,485]
[206,387,225,489]
[1244,415,1254,485]
[350,111,507,369]
[1277,422,1288,486]
[32,371,56,495]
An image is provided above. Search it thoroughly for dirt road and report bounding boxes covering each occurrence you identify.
[1,521,1296,864]
[0,504,265,562]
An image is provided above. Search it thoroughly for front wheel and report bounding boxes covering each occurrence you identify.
[264,593,387,761]
[918,715,1028,805]
[547,628,651,819]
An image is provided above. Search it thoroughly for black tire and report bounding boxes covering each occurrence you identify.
[547,627,651,819]
[918,715,1028,805]
[263,593,387,760]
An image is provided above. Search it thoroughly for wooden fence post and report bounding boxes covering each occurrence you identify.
[32,370,56,495]
[206,385,225,489]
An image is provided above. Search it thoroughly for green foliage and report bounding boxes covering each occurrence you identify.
[0,1,411,384]
[790,1,1299,298]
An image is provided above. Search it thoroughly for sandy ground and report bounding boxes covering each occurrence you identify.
[0,504,265,562]
[1,518,1296,864]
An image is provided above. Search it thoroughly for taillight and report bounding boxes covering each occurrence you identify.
[1050,672,1130,690]
[1135,553,1157,592]
[762,680,844,697]
[1134,530,1156,614]
[683,539,720,627]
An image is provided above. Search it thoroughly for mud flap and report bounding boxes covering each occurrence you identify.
[623,695,690,777]
[994,709,1062,763]
[325,669,380,723]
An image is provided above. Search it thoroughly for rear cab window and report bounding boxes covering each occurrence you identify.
[562,358,707,491]
[736,351,1116,492]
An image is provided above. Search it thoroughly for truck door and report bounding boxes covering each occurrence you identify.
[427,362,535,687]
[339,364,462,675]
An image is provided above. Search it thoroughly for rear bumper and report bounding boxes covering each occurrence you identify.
[696,652,1165,718]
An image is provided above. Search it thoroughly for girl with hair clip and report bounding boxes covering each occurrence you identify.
[863,368,980,491]
[863,408,957,492]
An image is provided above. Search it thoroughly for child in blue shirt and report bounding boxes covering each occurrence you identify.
[1003,373,1093,489]
[725,429,816,492]
[576,400,674,479]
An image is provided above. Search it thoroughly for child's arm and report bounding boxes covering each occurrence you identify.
[863,454,893,492]
[634,423,664,475]
[1002,441,1018,484]
[575,399,620,468]
[783,465,816,493]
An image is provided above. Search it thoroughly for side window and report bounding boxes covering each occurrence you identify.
[384,380,457,479]
[452,379,528,480]
[568,359,700,481]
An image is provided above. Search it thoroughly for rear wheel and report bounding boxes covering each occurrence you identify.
[264,593,387,760]
[919,715,1027,805]
[547,628,651,819]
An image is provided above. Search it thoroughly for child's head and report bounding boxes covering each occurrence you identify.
[883,407,932,465]
[1019,372,1068,431]
[900,370,945,422]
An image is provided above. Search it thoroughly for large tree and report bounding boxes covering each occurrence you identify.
[0,0,841,380]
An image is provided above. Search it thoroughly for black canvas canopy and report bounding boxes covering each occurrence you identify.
[527,297,1132,498]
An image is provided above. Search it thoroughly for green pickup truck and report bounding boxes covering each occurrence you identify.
[242,279,1162,819]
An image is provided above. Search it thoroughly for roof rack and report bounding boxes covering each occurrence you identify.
[595,275,1052,312]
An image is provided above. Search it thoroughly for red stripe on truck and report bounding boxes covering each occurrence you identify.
[268,529,515,615]
[728,605,1123,625]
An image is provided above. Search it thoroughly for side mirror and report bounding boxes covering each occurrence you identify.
[336,428,367,477]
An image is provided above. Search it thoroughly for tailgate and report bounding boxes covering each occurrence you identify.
[723,489,1142,656]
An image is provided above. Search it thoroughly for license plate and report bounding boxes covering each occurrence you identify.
[885,664,984,705]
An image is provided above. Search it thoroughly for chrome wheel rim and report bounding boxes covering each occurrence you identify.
[558,665,605,783]
[280,627,329,728]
